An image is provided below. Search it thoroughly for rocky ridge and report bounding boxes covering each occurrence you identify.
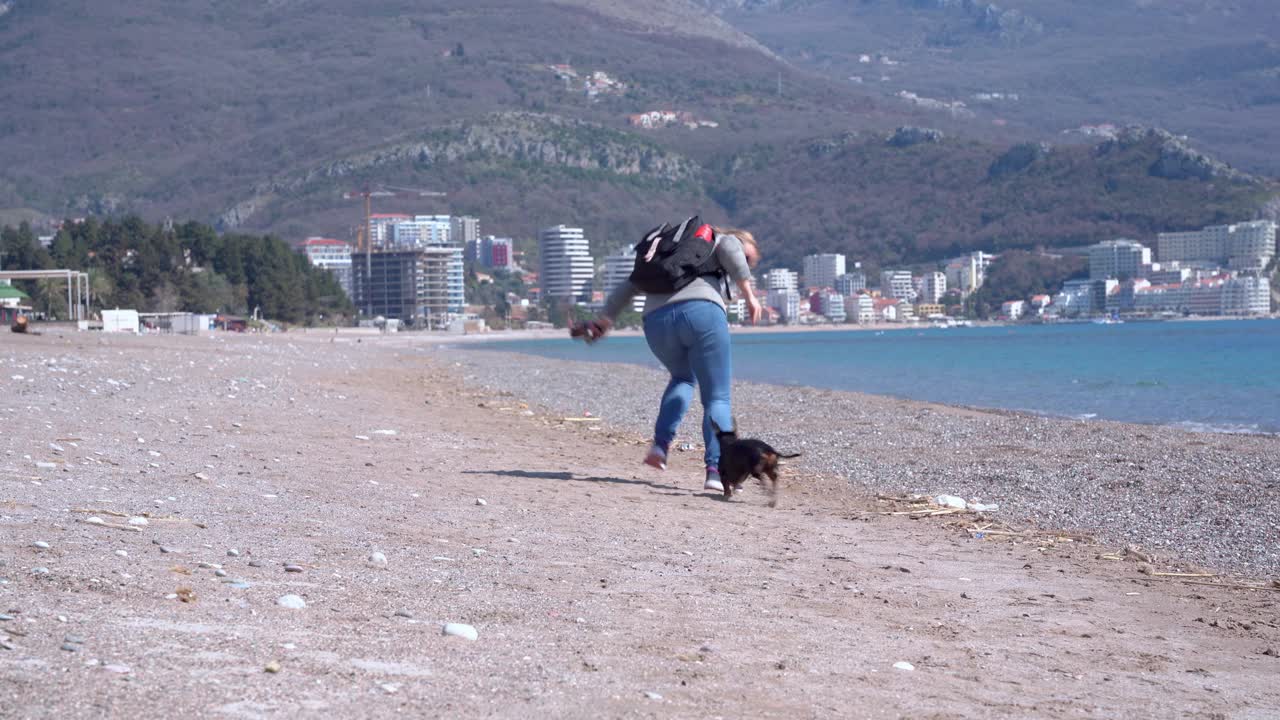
[1099,126,1261,184]
[220,113,701,229]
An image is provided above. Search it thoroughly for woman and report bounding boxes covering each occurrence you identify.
[585,227,763,493]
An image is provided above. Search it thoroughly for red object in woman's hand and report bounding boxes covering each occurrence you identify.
[570,320,608,344]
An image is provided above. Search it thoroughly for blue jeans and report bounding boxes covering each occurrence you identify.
[642,300,733,467]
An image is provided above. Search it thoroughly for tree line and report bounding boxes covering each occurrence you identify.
[0,217,352,325]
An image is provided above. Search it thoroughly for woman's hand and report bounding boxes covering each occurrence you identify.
[745,295,764,325]
[735,278,764,325]
[571,316,612,344]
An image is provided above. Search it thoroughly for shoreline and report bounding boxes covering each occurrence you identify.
[5,331,1279,715]
[440,344,1280,577]
[438,328,1280,439]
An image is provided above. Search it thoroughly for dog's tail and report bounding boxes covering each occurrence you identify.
[778,452,802,459]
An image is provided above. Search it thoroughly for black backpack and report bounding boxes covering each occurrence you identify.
[628,215,723,295]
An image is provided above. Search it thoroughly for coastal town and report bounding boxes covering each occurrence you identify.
[282,215,1278,331]
[4,212,1273,334]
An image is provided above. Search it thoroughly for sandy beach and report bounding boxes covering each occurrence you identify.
[2,331,1277,718]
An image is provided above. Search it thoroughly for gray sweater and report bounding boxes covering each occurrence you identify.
[602,233,752,320]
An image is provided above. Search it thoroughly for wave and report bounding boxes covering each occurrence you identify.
[1166,420,1276,436]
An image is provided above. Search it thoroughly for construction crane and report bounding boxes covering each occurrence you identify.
[343,184,447,317]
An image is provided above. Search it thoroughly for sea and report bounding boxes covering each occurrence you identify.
[475,319,1280,435]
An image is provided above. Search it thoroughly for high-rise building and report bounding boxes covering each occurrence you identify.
[921,271,947,304]
[539,225,594,302]
[351,248,462,327]
[603,248,644,313]
[464,239,482,264]
[1088,239,1151,280]
[835,271,866,295]
[845,293,875,324]
[817,292,846,322]
[390,215,452,249]
[763,268,798,291]
[880,270,916,301]
[294,237,354,299]
[1157,220,1277,271]
[450,216,480,250]
[944,251,995,295]
[369,214,411,249]
[767,288,801,323]
[802,253,846,290]
[480,236,515,270]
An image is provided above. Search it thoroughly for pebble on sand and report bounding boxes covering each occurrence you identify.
[277,594,307,609]
[644,691,664,701]
[283,564,304,573]
[127,517,148,526]
[114,550,128,558]
[475,498,487,506]
[264,660,282,673]
[227,549,240,557]
[32,541,50,549]
[368,551,388,567]
[893,661,915,671]
[442,623,478,641]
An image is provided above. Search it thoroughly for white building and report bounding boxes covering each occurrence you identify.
[1001,299,1026,320]
[1051,279,1096,317]
[391,215,452,249]
[450,216,480,250]
[767,288,801,323]
[369,213,411,249]
[539,225,595,302]
[603,248,645,313]
[921,271,947,304]
[845,293,875,324]
[1158,220,1277,271]
[817,292,846,322]
[880,270,916,301]
[295,237,354,298]
[803,253,846,290]
[1089,239,1151,280]
[1221,275,1271,315]
[763,268,799,292]
[1129,274,1270,316]
[944,251,995,295]
[835,271,866,295]
[726,297,747,323]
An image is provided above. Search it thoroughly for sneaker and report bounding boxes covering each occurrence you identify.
[703,466,724,493]
[643,443,668,471]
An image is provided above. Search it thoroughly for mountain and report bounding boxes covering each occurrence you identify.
[718,125,1275,272]
[705,0,1280,175]
[0,0,1277,274]
[0,0,884,228]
